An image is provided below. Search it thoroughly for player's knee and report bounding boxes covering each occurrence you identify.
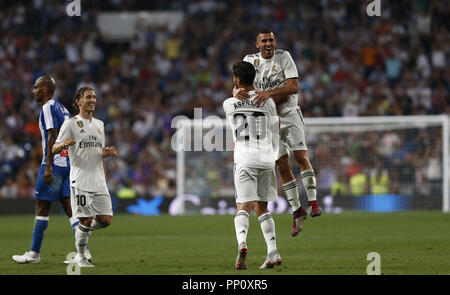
[35,208,49,216]
[97,216,112,227]
[79,217,93,227]
[35,204,50,217]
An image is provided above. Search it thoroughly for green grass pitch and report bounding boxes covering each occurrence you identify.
[1,211,449,275]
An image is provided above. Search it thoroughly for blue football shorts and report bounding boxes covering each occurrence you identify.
[35,164,70,202]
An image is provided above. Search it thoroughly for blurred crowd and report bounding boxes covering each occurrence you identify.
[0,0,449,201]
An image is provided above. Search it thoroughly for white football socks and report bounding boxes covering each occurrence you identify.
[234,210,249,248]
[75,224,90,257]
[258,213,277,254]
[282,179,301,211]
[301,169,317,202]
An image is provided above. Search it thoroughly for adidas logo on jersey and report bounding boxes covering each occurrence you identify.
[80,129,85,133]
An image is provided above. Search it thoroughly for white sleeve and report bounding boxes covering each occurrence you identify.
[243,55,251,63]
[56,119,72,143]
[222,98,233,116]
[282,51,298,79]
[42,103,55,130]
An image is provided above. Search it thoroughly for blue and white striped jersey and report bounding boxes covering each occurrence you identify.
[38,99,71,167]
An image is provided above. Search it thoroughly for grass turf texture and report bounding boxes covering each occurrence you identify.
[1,211,449,275]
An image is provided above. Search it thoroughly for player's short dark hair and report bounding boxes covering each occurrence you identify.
[256,28,274,39]
[232,61,255,87]
[73,86,94,112]
[38,74,56,96]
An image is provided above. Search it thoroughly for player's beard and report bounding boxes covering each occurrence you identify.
[34,92,44,104]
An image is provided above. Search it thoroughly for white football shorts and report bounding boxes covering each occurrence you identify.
[70,186,113,218]
[278,106,307,158]
[233,164,278,204]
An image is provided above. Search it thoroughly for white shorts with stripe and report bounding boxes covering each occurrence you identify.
[233,164,278,204]
[279,106,307,158]
[70,186,113,218]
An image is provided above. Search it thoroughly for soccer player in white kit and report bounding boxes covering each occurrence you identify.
[52,87,117,267]
[234,28,321,237]
[224,61,282,269]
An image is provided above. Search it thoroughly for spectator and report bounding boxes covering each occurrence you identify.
[0,177,18,199]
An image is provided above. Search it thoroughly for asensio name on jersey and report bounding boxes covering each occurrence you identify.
[223,91,279,169]
[243,49,299,116]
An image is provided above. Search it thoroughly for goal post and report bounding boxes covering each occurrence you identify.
[305,115,449,214]
[173,115,449,214]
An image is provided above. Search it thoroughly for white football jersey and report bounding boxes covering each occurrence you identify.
[223,91,279,169]
[243,49,299,115]
[56,115,108,193]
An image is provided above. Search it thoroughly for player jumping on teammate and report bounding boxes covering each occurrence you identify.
[234,28,321,237]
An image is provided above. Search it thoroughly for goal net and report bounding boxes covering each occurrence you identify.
[173,115,449,215]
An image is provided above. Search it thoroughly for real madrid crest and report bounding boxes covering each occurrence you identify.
[77,121,83,128]
[253,59,260,67]
[272,65,277,72]
[98,128,102,135]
